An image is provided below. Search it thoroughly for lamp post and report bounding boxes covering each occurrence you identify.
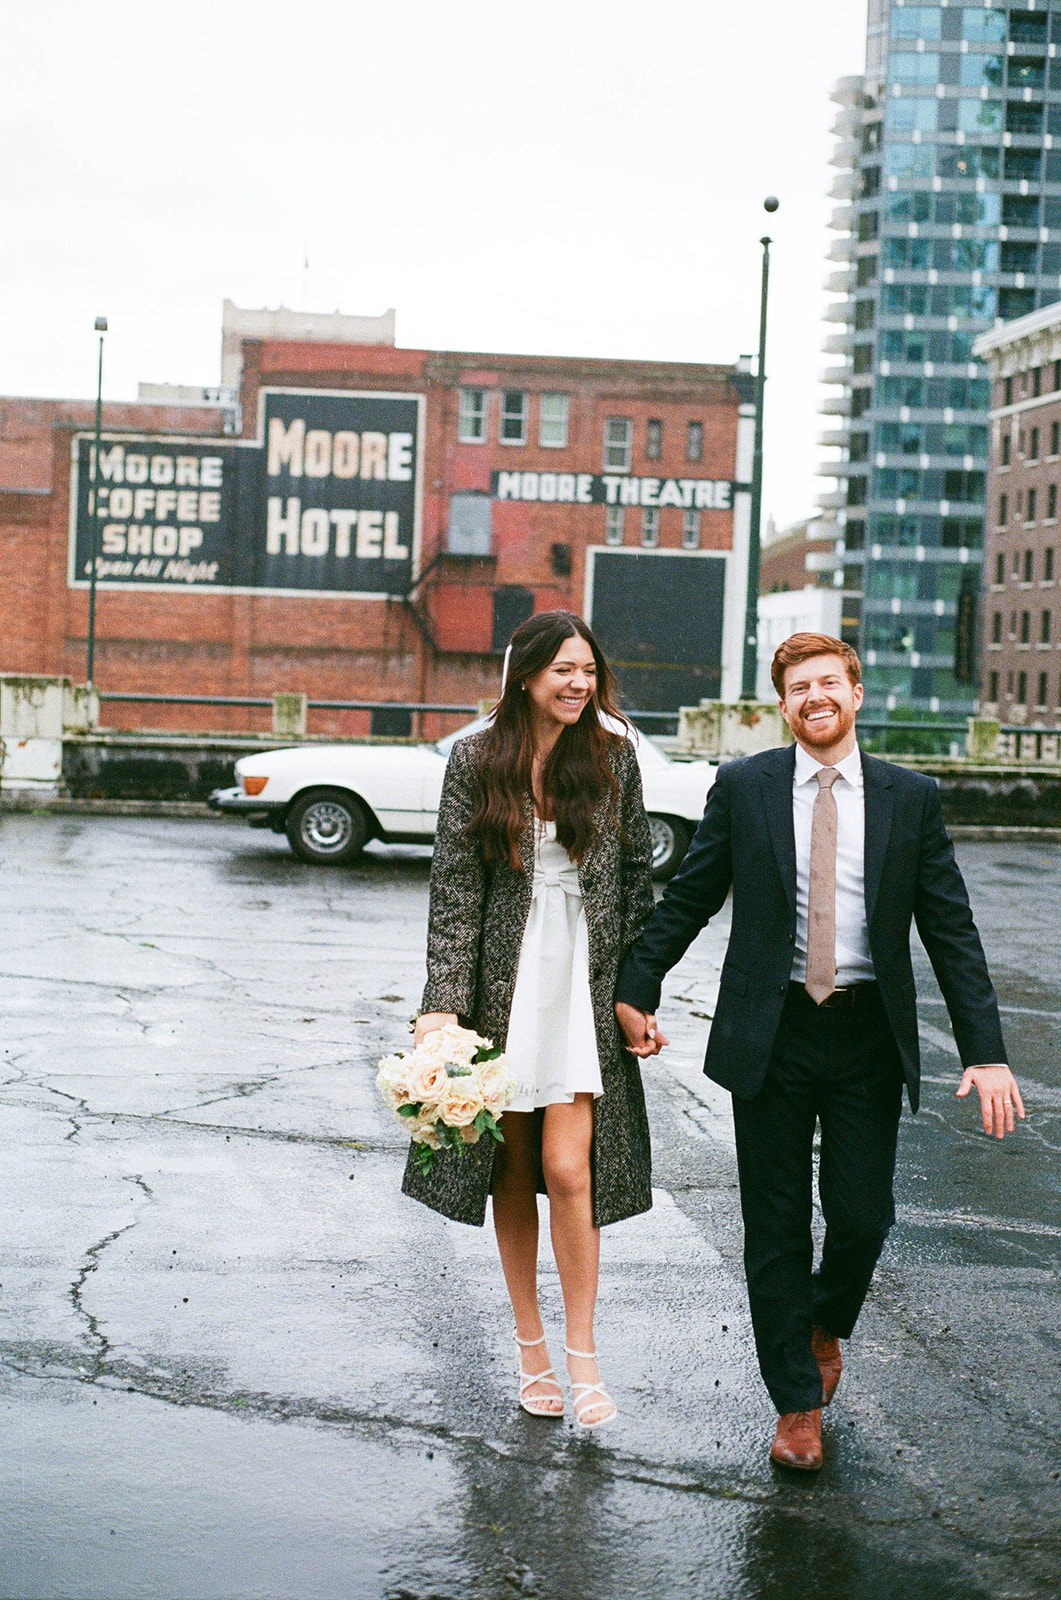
[740,198,778,700]
[86,316,108,690]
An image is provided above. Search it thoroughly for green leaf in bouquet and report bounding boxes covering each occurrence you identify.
[445,1062,472,1078]
[413,1144,436,1175]
[396,1101,423,1119]
[474,1044,503,1062]
[478,1109,505,1144]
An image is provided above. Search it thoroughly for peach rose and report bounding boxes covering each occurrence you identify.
[438,1076,485,1128]
[477,1055,516,1113]
[407,1054,451,1107]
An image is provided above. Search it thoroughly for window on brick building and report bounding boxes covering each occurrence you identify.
[1021,610,1031,643]
[995,552,1005,584]
[992,610,1002,643]
[1055,361,1061,395]
[1049,483,1058,520]
[1033,369,1043,399]
[500,391,528,445]
[1001,432,1011,466]
[1030,427,1040,461]
[492,585,534,649]
[1052,421,1061,457]
[1028,488,1037,522]
[686,421,704,462]
[458,388,488,443]
[989,670,999,700]
[1004,376,1013,406]
[1024,549,1034,582]
[1009,609,1017,636]
[1018,670,1028,704]
[682,509,701,550]
[1038,672,1049,706]
[1042,609,1052,644]
[645,419,663,460]
[604,506,624,546]
[447,492,494,556]
[603,417,632,471]
[1046,547,1056,581]
[539,393,569,449]
[999,492,1008,524]
[640,508,660,548]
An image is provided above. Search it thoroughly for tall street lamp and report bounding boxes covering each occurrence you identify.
[86,315,108,690]
[740,198,778,700]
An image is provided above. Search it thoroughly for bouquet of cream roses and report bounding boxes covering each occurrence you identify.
[376,1023,516,1175]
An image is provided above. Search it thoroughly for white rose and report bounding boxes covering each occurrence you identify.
[376,1053,412,1111]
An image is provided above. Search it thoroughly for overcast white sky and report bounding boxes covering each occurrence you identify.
[5,0,867,529]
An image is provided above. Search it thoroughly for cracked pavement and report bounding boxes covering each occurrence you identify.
[2,814,1059,1600]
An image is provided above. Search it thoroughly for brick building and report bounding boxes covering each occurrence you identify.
[0,315,751,736]
[974,304,1061,729]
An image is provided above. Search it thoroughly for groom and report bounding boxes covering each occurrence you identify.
[615,633,1024,1470]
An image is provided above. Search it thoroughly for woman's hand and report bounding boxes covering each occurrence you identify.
[414,1011,459,1047]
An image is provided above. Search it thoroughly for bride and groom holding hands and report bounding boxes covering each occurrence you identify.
[401,610,1023,1469]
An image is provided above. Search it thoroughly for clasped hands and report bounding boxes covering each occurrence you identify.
[615,1002,669,1058]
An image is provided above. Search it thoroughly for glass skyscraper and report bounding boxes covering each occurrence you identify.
[822,0,1061,713]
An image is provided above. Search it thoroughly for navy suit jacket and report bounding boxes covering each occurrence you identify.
[615,743,1007,1111]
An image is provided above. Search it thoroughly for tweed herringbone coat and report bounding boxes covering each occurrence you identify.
[401,728,656,1227]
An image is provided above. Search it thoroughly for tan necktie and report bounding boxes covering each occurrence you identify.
[805,767,840,1005]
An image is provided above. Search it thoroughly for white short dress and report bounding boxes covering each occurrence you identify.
[504,820,604,1111]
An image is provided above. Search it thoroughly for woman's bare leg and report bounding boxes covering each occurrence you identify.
[541,1094,615,1423]
[491,1109,562,1411]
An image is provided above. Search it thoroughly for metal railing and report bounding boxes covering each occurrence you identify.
[85,696,1061,760]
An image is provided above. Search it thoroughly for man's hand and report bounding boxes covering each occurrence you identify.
[615,1001,669,1058]
[956,1063,1026,1139]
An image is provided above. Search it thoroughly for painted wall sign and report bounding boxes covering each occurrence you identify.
[69,389,424,595]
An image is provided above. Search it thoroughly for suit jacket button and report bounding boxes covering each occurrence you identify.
[778,983,786,995]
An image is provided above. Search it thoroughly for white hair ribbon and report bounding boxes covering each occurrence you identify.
[499,642,514,694]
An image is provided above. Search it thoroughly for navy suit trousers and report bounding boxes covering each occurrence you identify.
[730,982,904,1414]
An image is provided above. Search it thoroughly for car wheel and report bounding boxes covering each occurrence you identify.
[285,789,369,865]
[648,815,691,880]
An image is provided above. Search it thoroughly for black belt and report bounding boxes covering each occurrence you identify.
[788,981,880,1011]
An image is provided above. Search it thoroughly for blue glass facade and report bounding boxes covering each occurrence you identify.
[825,0,1061,711]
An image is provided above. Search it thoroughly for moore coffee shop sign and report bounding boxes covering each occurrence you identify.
[69,389,425,596]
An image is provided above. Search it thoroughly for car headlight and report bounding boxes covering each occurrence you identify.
[242,775,268,796]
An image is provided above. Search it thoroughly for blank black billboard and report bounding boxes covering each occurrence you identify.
[588,550,725,712]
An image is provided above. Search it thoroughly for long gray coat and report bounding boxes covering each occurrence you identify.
[401,729,656,1227]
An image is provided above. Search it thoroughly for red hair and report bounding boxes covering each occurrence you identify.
[771,633,862,697]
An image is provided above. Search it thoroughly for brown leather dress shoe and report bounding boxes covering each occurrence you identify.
[770,1408,823,1471]
[811,1326,843,1405]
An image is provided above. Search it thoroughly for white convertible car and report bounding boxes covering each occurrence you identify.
[208,719,714,878]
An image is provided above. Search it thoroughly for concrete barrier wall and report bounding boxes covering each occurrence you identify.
[47,731,1061,826]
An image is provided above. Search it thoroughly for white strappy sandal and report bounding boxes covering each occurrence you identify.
[514,1332,564,1418]
[564,1344,617,1429]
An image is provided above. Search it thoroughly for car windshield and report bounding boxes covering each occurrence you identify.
[434,714,671,764]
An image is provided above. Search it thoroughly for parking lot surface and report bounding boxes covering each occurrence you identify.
[2,813,1059,1600]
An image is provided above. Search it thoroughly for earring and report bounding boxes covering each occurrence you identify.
[520,683,526,692]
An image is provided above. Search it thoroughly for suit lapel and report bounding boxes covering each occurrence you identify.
[861,750,895,928]
[759,745,798,911]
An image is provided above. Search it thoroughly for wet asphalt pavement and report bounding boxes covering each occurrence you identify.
[1,812,1059,1600]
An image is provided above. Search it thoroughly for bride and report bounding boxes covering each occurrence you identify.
[402,610,656,1427]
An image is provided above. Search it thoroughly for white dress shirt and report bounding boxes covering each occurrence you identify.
[790,743,876,988]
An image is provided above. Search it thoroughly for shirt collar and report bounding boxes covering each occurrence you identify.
[794,741,863,788]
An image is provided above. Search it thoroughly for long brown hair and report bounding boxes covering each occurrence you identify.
[469,611,630,868]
